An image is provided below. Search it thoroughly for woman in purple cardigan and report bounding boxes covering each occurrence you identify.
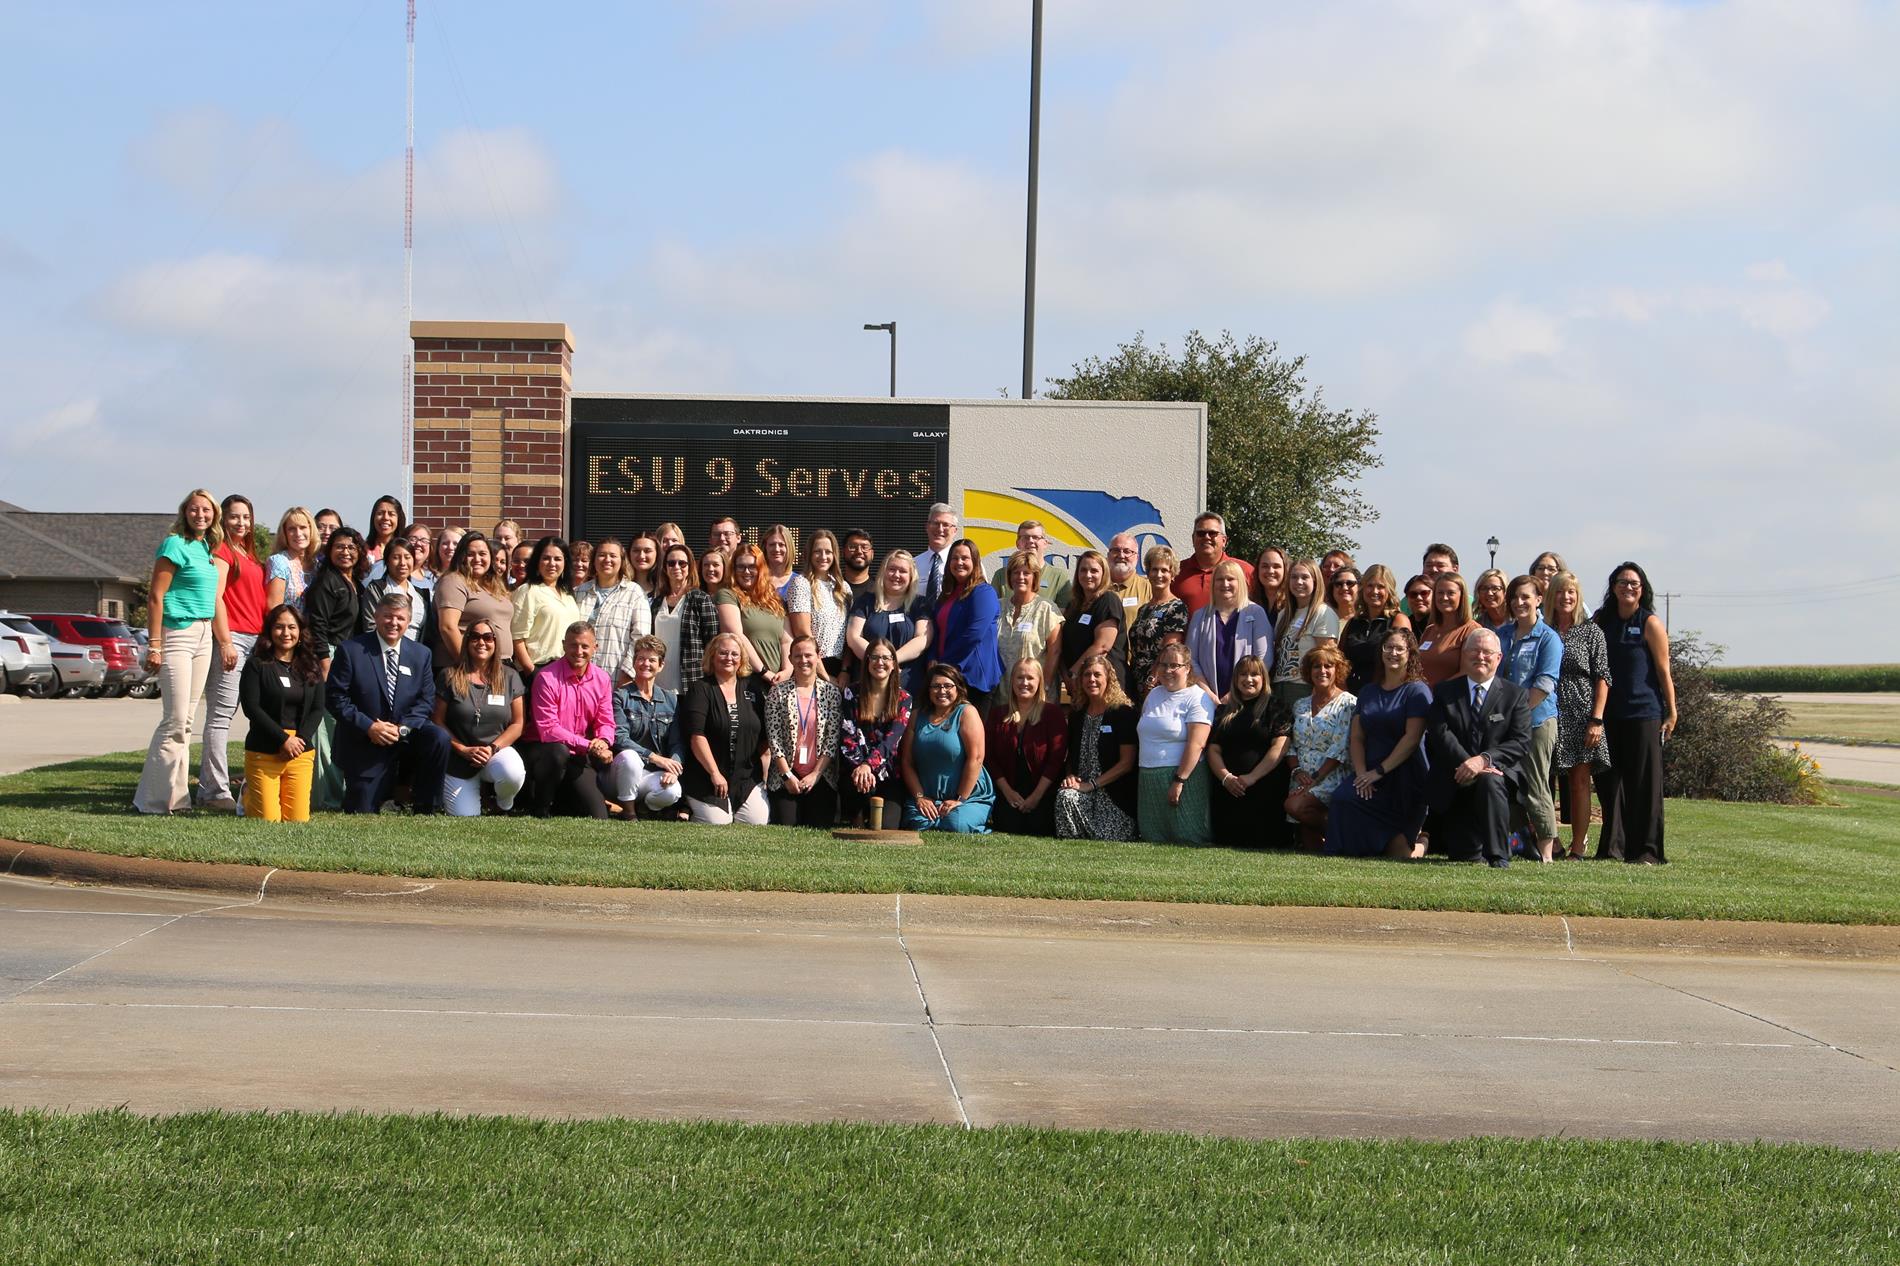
[1185,560,1275,706]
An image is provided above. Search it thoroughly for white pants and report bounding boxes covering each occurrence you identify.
[609,749,684,809]
[441,746,527,816]
[133,620,214,815]
[198,630,257,804]
[687,785,768,825]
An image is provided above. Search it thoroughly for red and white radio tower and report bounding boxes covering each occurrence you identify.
[400,0,416,506]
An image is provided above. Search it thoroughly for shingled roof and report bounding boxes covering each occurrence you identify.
[0,505,177,583]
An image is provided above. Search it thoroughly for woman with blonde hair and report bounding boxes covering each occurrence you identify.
[1473,568,1510,631]
[784,528,852,677]
[1186,558,1274,705]
[1545,570,1610,860]
[760,523,798,598]
[1283,645,1356,850]
[985,657,1068,836]
[1339,564,1412,692]
[265,506,319,612]
[845,549,932,683]
[1054,652,1138,841]
[997,550,1063,701]
[1205,653,1292,847]
[1270,557,1339,710]
[765,635,844,826]
[680,631,770,825]
[134,489,234,814]
[717,543,792,686]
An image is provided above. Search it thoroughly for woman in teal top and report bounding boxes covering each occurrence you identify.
[134,488,235,814]
[899,662,995,833]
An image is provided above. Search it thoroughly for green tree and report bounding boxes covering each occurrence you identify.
[1045,330,1382,562]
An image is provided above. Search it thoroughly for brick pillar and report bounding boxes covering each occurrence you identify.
[409,321,573,539]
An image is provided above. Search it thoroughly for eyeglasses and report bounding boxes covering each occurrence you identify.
[1615,579,1643,589]
[1333,579,1359,588]
[1192,529,1221,538]
[665,559,691,568]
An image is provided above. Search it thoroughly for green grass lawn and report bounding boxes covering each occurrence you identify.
[1774,699,1900,746]
[1,1111,1893,1265]
[2,747,1898,925]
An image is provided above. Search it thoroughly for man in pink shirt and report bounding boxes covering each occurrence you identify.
[523,621,617,818]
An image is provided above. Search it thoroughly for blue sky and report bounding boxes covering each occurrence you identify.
[2,0,1896,663]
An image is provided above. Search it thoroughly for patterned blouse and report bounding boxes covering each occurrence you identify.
[266,552,309,612]
[1290,688,1357,801]
[996,595,1063,697]
[1128,597,1190,694]
[764,678,844,790]
[580,579,651,683]
[784,574,852,659]
[839,686,913,789]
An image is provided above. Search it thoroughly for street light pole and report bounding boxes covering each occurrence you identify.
[1486,535,1499,569]
[1021,0,1042,401]
[863,322,896,397]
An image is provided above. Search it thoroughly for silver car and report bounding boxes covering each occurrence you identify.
[46,636,108,696]
[0,613,57,695]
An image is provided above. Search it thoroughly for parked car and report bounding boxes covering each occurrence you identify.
[24,612,144,694]
[45,637,107,696]
[0,612,57,696]
[127,630,160,698]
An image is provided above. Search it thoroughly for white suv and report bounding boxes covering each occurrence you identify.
[0,612,57,696]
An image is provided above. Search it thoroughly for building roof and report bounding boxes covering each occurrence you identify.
[0,506,177,584]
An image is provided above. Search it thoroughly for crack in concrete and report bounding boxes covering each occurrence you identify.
[1614,964,1898,1074]
[896,893,970,1128]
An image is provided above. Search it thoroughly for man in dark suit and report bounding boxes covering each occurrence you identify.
[1425,629,1532,867]
[325,590,450,814]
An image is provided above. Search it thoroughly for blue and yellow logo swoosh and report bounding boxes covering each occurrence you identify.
[963,488,1172,574]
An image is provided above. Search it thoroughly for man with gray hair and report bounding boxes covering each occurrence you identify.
[1105,532,1152,613]
[987,518,1073,608]
[325,588,450,814]
[522,620,616,819]
[1424,628,1533,867]
[913,502,960,605]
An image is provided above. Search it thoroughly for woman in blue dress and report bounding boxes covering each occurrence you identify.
[1325,627,1432,859]
[899,662,995,833]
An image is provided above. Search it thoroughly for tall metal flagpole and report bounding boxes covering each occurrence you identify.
[1021,0,1042,401]
[401,0,416,507]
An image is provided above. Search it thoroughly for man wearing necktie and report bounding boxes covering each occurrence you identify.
[326,591,451,814]
[1423,628,1532,867]
[912,503,959,606]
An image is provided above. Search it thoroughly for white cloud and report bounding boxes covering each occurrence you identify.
[7,397,102,455]
[1462,298,1564,364]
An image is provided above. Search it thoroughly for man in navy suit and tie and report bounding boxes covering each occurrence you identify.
[1425,628,1533,867]
[326,590,451,814]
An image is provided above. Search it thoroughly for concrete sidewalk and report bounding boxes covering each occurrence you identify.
[4,873,1895,1147]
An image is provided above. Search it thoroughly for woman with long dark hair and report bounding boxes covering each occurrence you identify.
[301,525,367,812]
[363,495,406,565]
[1592,562,1677,864]
[238,603,327,822]
[359,539,429,642]
[433,532,511,665]
[649,543,720,693]
[511,536,582,676]
[900,662,995,833]
[925,538,1003,714]
[198,492,266,811]
[838,638,912,829]
[432,613,527,817]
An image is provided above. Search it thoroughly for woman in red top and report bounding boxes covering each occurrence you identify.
[198,493,267,811]
[984,657,1068,837]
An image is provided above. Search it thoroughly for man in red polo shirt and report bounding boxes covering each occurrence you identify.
[1172,512,1256,613]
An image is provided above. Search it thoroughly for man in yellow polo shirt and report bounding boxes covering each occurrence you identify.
[988,519,1073,608]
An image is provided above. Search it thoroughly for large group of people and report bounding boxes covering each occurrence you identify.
[135,491,1677,866]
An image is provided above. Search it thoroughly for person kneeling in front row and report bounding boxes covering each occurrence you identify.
[238,603,327,822]
[325,591,451,814]
[523,621,617,819]
[432,614,527,816]
[610,635,686,816]
[1424,629,1533,868]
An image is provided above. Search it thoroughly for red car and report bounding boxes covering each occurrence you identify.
[25,612,145,694]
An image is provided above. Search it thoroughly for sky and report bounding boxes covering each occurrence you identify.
[1,0,1895,664]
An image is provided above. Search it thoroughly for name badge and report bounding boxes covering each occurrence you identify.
[487,693,506,706]
[889,614,905,626]
[399,664,413,676]
[1488,712,1503,722]
[1016,619,1034,634]
[1079,613,1093,626]
[279,675,292,688]
[1123,596,1139,608]
[1625,626,1643,642]
[1100,724,1112,734]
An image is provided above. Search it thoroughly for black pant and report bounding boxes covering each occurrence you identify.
[837,776,903,829]
[523,742,612,819]
[990,784,1056,837]
[1429,774,1514,865]
[769,778,837,827]
[1594,717,1666,863]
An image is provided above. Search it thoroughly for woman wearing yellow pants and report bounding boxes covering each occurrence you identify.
[239,604,327,821]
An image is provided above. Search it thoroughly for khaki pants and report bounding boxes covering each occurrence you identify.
[1516,717,1560,840]
[243,732,315,822]
[133,620,213,815]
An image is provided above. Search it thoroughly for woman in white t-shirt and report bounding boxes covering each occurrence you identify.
[1135,644,1216,845]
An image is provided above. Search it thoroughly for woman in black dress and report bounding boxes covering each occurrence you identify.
[1204,655,1292,848]
[1592,563,1677,864]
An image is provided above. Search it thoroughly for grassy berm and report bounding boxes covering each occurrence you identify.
[1,747,1898,923]
[2,1111,1895,1265]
